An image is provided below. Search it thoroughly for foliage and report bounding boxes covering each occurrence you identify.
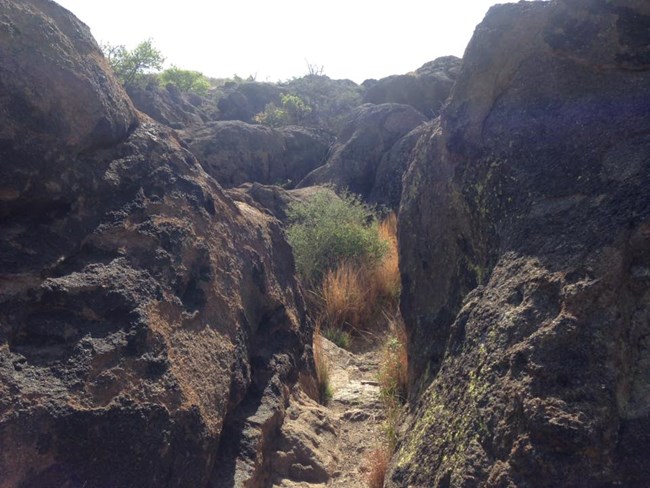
[322,327,352,350]
[253,93,312,127]
[286,189,386,286]
[314,326,333,405]
[102,39,164,87]
[320,262,374,332]
[160,66,210,95]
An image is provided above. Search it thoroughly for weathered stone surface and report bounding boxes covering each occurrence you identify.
[393,0,650,486]
[217,81,282,123]
[0,2,310,487]
[363,56,461,118]
[126,82,215,130]
[183,121,331,188]
[298,103,426,203]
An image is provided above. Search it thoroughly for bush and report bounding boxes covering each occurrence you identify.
[253,93,312,127]
[160,66,210,95]
[102,39,164,87]
[287,189,386,285]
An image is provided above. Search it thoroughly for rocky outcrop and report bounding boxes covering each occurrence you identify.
[363,56,461,118]
[183,121,331,188]
[0,2,311,487]
[298,103,426,205]
[393,0,650,486]
[126,82,216,130]
[218,81,282,122]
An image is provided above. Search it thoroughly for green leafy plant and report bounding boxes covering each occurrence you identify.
[286,189,386,286]
[102,39,164,87]
[322,327,352,350]
[160,65,210,95]
[253,93,312,127]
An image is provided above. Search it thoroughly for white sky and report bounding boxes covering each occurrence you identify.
[55,0,502,83]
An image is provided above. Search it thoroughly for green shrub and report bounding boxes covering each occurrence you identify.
[322,327,352,350]
[102,39,164,87]
[286,189,386,285]
[253,93,312,127]
[160,66,210,95]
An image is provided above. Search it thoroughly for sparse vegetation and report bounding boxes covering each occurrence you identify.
[314,324,333,405]
[366,446,390,488]
[102,39,164,87]
[322,327,352,350]
[287,188,386,287]
[254,93,312,127]
[160,66,211,95]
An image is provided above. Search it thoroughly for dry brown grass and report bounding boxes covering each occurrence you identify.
[318,213,400,336]
[366,445,391,488]
[313,323,333,404]
[379,314,408,405]
[373,213,400,305]
[320,262,374,332]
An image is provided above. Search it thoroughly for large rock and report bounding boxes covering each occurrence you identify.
[126,82,216,130]
[0,2,310,487]
[217,81,282,122]
[362,56,461,118]
[393,0,650,486]
[297,103,426,204]
[183,121,331,188]
[0,0,137,205]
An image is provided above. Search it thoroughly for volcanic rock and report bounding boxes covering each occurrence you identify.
[363,56,461,118]
[0,2,310,487]
[183,121,331,188]
[297,103,426,204]
[392,0,650,486]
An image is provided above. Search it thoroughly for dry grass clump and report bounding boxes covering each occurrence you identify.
[321,262,374,332]
[318,213,401,342]
[373,212,400,304]
[313,324,333,405]
[378,314,408,406]
[366,445,391,488]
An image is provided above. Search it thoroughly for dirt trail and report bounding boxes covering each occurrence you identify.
[323,336,386,487]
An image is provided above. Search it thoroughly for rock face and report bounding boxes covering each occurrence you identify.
[0,2,310,487]
[394,0,650,486]
[0,0,136,162]
[126,82,216,130]
[218,81,282,123]
[298,103,426,205]
[183,121,331,188]
[363,56,461,118]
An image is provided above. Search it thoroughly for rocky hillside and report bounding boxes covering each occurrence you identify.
[0,2,311,487]
[393,0,650,486]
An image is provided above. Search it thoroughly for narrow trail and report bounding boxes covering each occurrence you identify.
[323,335,386,487]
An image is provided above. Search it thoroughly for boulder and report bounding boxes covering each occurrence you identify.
[392,0,650,486]
[0,0,137,205]
[0,2,310,487]
[217,81,282,122]
[183,121,331,188]
[363,56,461,118]
[126,82,216,130]
[297,103,426,204]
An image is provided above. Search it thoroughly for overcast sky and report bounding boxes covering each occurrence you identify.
[55,0,501,83]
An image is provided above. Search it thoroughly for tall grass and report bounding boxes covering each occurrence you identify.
[313,324,333,405]
[317,212,401,340]
[366,446,390,488]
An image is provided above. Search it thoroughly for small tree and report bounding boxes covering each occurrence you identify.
[160,66,210,95]
[102,39,164,87]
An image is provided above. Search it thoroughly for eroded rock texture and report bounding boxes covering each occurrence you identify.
[363,56,461,119]
[298,103,426,206]
[394,0,650,486]
[0,2,309,487]
[183,121,331,188]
